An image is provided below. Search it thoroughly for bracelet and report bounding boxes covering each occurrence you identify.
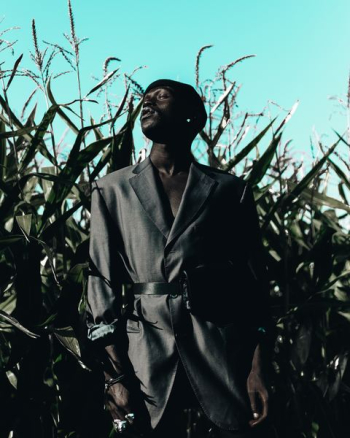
[104,374,126,391]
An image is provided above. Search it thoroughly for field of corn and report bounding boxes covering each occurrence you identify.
[0,2,349,437]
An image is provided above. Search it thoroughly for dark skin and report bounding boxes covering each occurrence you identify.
[104,86,270,432]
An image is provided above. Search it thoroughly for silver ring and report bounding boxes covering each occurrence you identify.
[113,419,128,433]
[125,412,135,422]
[253,412,259,419]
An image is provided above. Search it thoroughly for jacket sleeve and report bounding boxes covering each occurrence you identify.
[85,180,125,346]
[239,181,274,338]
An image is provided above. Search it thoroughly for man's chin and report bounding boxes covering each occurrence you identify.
[141,122,168,142]
[141,116,159,131]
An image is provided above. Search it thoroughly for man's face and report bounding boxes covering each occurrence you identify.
[141,86,182,142]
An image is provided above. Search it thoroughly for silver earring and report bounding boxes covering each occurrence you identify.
[186,118,191,123]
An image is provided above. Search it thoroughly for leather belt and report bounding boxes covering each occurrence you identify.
[132,282,183,296]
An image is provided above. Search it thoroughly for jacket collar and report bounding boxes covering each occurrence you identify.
[129,155,218,250]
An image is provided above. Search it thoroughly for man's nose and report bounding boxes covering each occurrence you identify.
[143,94,156,106]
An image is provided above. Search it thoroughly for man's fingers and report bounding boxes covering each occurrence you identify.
[105,393,129,420]
[105,384,149,436]
[248,390,269,427]
[107,402,127,421]
[260,390,269,420]
[247,390,259,421]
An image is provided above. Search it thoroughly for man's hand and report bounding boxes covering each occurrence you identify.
[246,370,269,427]
[103,345,149,436]
[105,381,133,421]
[105,381,146,437]
[246,342,270,427]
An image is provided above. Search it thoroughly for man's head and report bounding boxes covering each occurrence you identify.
[141,79,207,143]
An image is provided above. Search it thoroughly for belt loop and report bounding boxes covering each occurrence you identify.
[121,283,134,315]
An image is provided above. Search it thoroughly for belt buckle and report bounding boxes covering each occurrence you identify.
[180,271,191,311]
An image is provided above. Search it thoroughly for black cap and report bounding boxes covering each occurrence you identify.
[144,79,207,133]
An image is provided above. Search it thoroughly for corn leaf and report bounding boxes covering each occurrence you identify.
[0,310,40,338]
[53,326,91,370]
[5,53,23,91]
[224,118,276,171]
[327,158,350,192]
[15,214,32,236]
[47,78,79,134]
[0,120,6,182]
[85,69,119,97]
[282,137,341,209]
[39,136,113,232]
[0,126,38,139]
[288,181,350,213]
[18,105,58,173]
[245,133,282,186]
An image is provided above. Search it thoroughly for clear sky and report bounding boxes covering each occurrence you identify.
[2,0,350,160]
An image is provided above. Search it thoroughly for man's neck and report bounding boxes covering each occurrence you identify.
[149,142,193,176]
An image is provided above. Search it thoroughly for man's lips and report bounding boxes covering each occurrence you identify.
[141,107,158,120]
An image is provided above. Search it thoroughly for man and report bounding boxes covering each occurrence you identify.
[86,79,273,437]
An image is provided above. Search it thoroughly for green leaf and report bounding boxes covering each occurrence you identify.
[90,87,134,178]
[0,120,6,182]
[6,53,23,91]
[223,118,276,171]
[37,91,132,228]
[288,181,350,213]
[90,115,103,140]
[275,100,299,135]
[85,69,119,97]
[18,105,58,173]
[110,85,131,127]
[6,370,17,389]
[90,145,111,179]
[40,166,56,201]
[0,293,16,314]
[316,271,350,294]
[338,182,349,205]
[47,77,80,134]
[290,320,312,370]
[15,213,32,236]
[327,158,350,192]
[40,201,83,241]
[245,133,282,186]
[53,326,91,370]
[210,82,235,115]
[328,353,348,401]
[38,136,112,232]
[0,126,38,139]
[67,116,115,163]
[281,137,341,209]
[31,236,61,286]
[18,171,90,215]
[0,96,29,137]
[0,310,40,338]
[66,262,88,285]
[0,235,24,251]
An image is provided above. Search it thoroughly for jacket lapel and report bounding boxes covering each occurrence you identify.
[129,156,171,238]
[165,161,217,250]
[128,155,218,249]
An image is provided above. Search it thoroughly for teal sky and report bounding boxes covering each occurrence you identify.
[2,0,350,159]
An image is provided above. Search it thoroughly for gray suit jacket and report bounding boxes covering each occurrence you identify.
[86,155,272,431]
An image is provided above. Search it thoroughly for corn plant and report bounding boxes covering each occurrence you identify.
[0,5,349,438]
